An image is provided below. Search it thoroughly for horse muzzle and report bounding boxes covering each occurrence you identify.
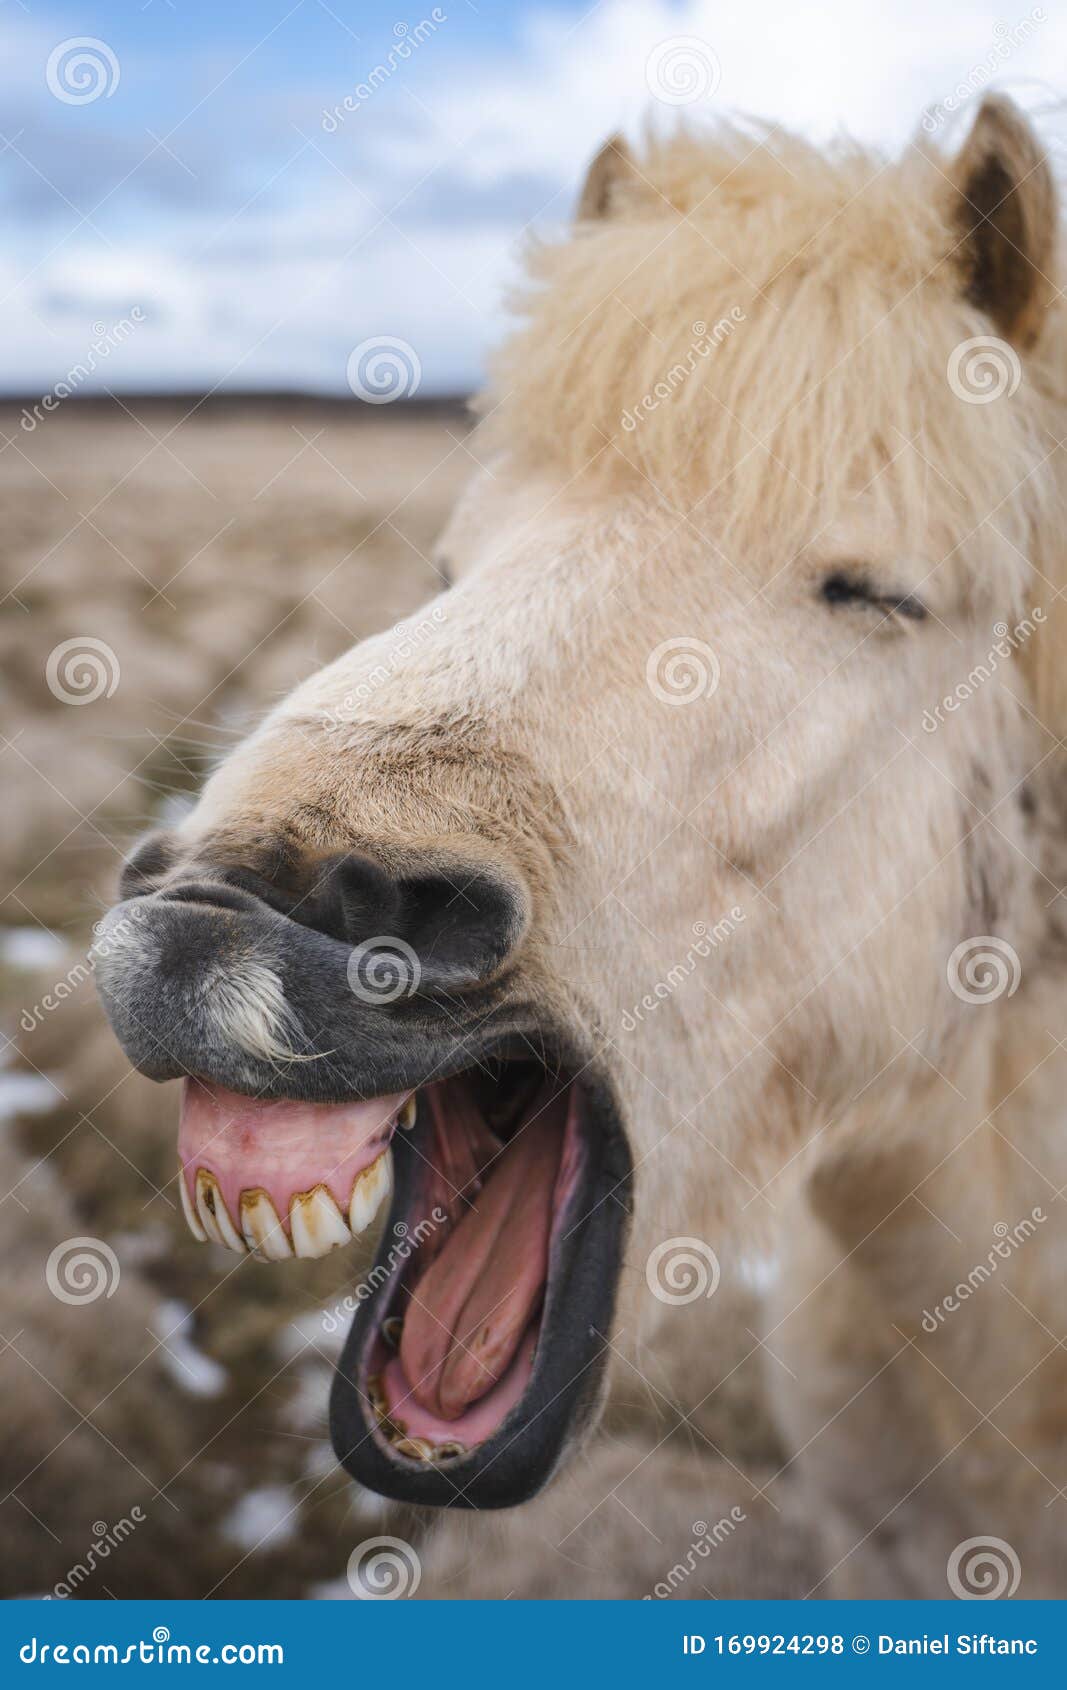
[92,848,633,1511]
[93,844,531,1100]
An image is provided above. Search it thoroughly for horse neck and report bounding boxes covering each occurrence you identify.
[801,988,1067,1380]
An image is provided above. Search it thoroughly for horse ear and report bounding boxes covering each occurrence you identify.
[951,95,1056,347]
[576,134,643,221]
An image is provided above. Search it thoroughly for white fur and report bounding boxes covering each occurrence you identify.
[203,959,308,1066]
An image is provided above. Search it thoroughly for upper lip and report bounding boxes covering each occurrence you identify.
[93,887,535,1104]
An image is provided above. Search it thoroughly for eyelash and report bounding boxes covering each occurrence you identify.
[820,571,927,622]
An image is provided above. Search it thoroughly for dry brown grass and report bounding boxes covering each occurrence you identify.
[0,400,472,1598]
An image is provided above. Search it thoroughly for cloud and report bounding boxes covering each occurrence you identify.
[4,0,1066,396]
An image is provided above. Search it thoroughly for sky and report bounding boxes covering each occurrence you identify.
[3,0,1065,396]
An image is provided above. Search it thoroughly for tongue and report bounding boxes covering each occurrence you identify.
[399,1087,567,1421]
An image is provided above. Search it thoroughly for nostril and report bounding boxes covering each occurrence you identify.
[117,830,178,899]
[156,882,265,916]
[319,853,401,943]
[398,863,529,991]
[126,850,528,996]
[304,850,529,991]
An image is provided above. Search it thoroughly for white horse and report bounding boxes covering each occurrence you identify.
[96,96,1067,1597]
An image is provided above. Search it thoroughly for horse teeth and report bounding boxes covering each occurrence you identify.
[239,1189,293,1260]
[348,1149,392,1235]
[183,1159,392,1262]
[289,1186,351,1259]
[433,1441,468,1462]
[195,1170,247,1253]
[194,1170,224,1245]
[367,1373,388,1417]
[399,1095,417,1131]
[392,1436,435,1463]
[178,1168,208,1242]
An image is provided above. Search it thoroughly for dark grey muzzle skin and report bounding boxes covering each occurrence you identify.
[93,846,535,1103]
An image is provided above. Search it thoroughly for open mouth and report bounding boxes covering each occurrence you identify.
[177,1049,631,1508]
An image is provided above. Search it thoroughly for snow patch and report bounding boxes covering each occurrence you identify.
[221,1485,299,1552]
[0,1071,64,1119]
[0,927,67,970]
[153,1298,227,1398]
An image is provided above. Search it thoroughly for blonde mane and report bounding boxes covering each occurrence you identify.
[481,120,1067,722]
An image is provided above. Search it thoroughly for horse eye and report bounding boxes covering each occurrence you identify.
[821,571,870,606]
[820,571,926,621]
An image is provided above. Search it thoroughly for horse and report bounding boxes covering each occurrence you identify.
[95,94,1067,1598]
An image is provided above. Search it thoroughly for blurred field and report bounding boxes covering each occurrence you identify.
[0,399,474,1598]
[0,399,791,1600]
